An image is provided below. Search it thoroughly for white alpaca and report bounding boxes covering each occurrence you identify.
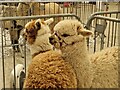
[49,19,119,88]
[10,64,25,88]
[23,18,77,89]
[50,20,93,88]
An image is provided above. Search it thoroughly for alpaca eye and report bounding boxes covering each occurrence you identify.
[61,34,70,37]
[26,29,28,33]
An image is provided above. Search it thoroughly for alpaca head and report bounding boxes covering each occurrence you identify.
[11,64,25,78]
[49,20,93,49]
[24,18,54,45]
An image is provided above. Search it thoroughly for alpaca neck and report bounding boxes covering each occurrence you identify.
[29,33,53,58]
[61,38,93,88]
[61,38,88,60]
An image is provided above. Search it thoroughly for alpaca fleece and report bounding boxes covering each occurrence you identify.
[50,19,119,88]
[23,18,77,89]
[91,46,119,88]
[50,19,93,88]
[24,51,77,88]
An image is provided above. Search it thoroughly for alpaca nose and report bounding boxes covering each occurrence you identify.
[49,36,55,45]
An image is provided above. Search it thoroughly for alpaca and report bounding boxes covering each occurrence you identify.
[1,2,62,54]
[23,18,77,89]
[10,64,25,88]
[49,19,119,88]
[49,19,93,88]
[9,20,23,52]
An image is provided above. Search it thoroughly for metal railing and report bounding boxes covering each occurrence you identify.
[0,14,81,89]
[85,11,120,52]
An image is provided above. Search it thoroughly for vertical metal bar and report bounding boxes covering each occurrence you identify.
[63,2,65,20]
[53,2,56,28]
[8,3,11,16]
[90,3,92,14]
[86,3,90,48]
[86,3,89,23]
[22,3,24,16]
[107,14,111,47]
[81,2,83,22]
[54,2,55,14]
[83,2,85,23]
[111,21,114,47]
[44,3,45,15]
[118,2,120,88]
[39,2,41,15]
[24,38,27,74]
[44,3,45,20]
[71,2,74,14]
[39,2,40,15]
[23,19,27,74]
[94,2,97,12]
[67,2,69,19]
[49,2,50,14]
[94,18,97,52]
[100,33,104,50]
[90,2,94,22]
[2,6,7,46]
[12,20,16,89]
[113,13,118,46]
[15,2,17,16]
[79,2,81,20]
[76,2,77,16]
[13,46,16,89]
[99,1,101,11]
[1,21,5,89]
[32,2,34,15]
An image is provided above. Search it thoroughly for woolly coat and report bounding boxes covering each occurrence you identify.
[91,46,119,88]
[23,50,77,88]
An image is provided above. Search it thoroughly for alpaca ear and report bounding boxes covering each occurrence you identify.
[35,20,41,30]
[44,18,54,25]
[80,29,93,37]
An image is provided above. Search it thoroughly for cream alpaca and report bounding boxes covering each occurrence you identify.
[49,19,119,88]
[10,64,25,88]
[50,20,93,88]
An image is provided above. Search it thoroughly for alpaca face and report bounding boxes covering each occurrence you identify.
[11,64,25,78]
[24,20,38,45]
[49,20,93,48]
[24,18,53,45]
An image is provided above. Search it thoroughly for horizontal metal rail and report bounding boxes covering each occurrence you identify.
[85,11,120,29]
[0,13,82,48]
[91,11,120,16]
[0,13,82,22]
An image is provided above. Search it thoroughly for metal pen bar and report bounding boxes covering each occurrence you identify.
[94,18,97,52]
[0,14,82,22]
[107,14,112,47]
[1,22,5,90]
[111,21,114,47]
[85,15,120,30]
[92,11,120,16]
[113,13,118,46]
